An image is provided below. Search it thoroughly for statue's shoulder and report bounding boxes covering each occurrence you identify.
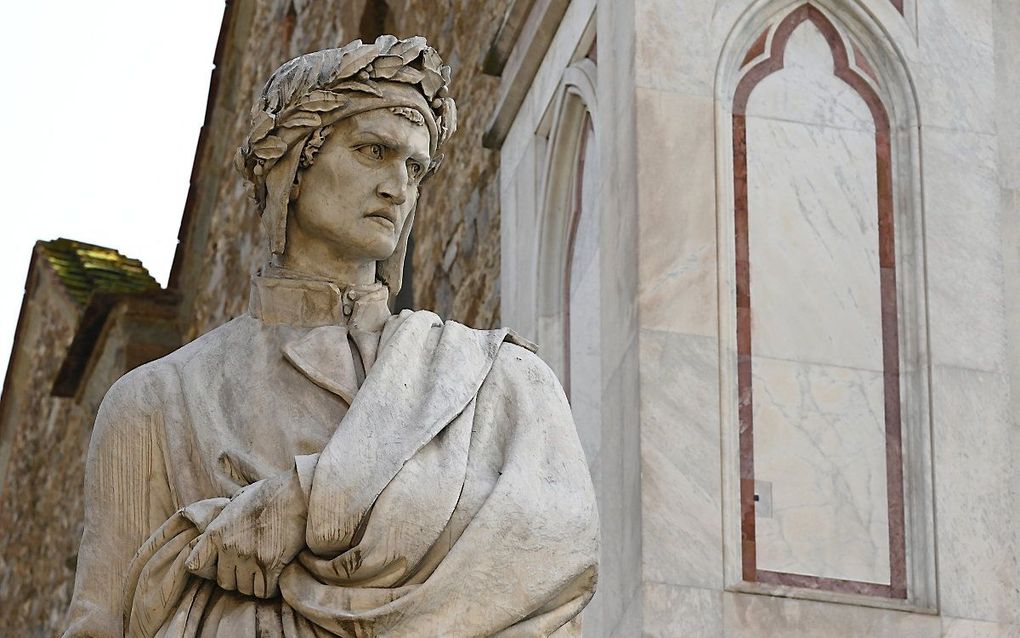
[436,316,553,385]
[98,316,258,416]
[490,333,555,385]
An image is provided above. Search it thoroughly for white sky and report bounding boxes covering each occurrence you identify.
[0,2,224,378]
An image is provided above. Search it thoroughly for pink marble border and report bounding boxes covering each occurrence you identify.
[732,4,907,600]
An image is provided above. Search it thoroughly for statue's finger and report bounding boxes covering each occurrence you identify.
[185,535,218,579]
[216,554,238,592]
[253,566,267,599]
[265,564,283,599]
[235,558,257,597]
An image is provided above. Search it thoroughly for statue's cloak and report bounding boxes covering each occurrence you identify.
[64,310,598,637]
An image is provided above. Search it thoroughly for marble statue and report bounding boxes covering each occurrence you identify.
[64,36,599,637]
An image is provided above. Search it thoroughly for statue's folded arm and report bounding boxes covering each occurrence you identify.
[65,337,597,638]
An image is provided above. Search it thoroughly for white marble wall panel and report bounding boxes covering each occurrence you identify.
[752,357,890,583]
[917,0,996,134]
[930,366,1019,625]
[589,337,641,637]
[745,114,881,368]
[942,617,1020,638]
[634,0,716,96]
[636,89,718,339]
[921,127,1005,373]
[993,8,1020,635]
[640,331,724,589]
[643,584,724,637]
[745,23,881,370]
[722,590,942,637]
[608,585,642,638]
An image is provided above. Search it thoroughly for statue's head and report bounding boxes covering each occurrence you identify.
[236,35,457,298]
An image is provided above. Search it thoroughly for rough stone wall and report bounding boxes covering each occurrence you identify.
[387,0,510,328]
[173,0,508,343]
[0,258,90,636]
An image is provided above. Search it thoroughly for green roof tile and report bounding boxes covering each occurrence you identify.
[38,238,161,306]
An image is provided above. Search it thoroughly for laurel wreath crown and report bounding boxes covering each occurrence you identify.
[236,35,457,209]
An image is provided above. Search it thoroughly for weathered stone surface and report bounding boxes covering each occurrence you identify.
[0,246,124,635]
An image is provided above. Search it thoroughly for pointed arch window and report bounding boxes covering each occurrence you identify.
[722,4,932,604]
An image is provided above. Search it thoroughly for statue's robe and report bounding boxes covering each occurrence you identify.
[64,275,599,637]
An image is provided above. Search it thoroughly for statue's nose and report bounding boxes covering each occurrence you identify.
[377,169,408,205]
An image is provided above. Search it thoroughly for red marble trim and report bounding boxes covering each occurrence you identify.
[562,114,595,398]
[733,4,907,599]
[757,570,896,597]
[853,44,879,84]
[891,0,904,15]
[741,29,769,69]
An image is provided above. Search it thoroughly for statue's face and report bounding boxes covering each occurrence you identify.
[290,108,431,263]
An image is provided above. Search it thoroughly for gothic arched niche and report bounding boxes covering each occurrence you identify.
[534,59,600,470]
[718,2,933,607]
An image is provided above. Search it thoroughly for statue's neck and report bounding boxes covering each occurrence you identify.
[263,262,378,290]
[272,250,377,287]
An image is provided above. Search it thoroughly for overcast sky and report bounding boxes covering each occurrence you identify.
[0,2,224,379]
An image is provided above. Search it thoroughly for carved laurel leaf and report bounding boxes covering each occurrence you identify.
[420,68,444,98]
[267,90,283,113]
[387,67,425,84]
[294,53,328,96]
[339,39,363,53]
[251,135,288,160]
[370,55,405,79]
[374,34,398,53]
[423,48,443,74]
[280,111,322,128]
[249,112,275,143]
[388,36,427,63]
[334,44,383,81]
[296,90,350,111]
[333,80,383,97]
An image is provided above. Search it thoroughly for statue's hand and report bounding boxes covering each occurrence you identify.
[185,469,307,598]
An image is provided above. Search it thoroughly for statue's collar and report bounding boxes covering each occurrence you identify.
[248,266,391,332]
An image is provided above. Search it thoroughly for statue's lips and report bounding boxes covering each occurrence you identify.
[365,210,397,230]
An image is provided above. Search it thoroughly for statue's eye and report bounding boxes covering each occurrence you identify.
[358,144,384,160]
[407,161,424,179]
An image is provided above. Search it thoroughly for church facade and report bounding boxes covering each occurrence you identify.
[1,1,1017,635]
